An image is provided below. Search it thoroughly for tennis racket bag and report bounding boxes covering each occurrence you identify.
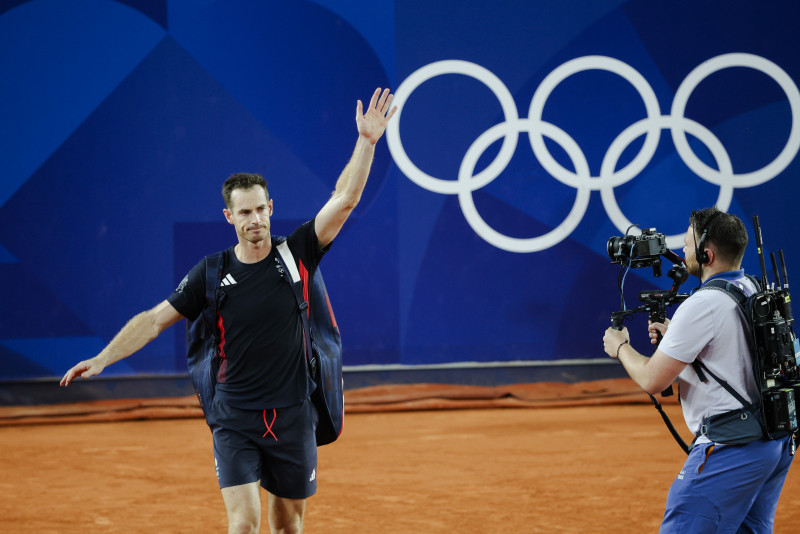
[274,237,344,446]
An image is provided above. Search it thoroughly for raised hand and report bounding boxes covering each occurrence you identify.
[356,87,397,145]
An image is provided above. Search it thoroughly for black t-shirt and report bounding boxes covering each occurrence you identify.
[168,220,327,409]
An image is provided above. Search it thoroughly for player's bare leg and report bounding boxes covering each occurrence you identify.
[268,493,306,534]
[221,481,261,533]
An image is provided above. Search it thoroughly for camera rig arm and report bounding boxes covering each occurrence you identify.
[611,249,689,332]
[610,248,692,454]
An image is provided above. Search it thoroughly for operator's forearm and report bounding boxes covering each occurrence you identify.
[94,310,162,367]
[331,135,376,209]
[617,343,661,394]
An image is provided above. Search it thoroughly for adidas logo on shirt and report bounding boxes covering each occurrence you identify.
[221,274,237,286]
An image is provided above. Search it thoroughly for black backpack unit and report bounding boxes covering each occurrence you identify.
[699,216,800,443]
[185,238,344,446]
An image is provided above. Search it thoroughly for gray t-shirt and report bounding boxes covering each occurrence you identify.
[658,274,760,443]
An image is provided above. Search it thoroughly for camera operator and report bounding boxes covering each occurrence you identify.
[602,208,795,532]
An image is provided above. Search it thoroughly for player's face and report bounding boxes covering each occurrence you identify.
[683,225,700,277]
[224,186,273,245]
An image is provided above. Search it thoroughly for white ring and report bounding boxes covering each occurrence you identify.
[528,56,662,189]
[457,119,591,253]
[671,53,800,188]
[600,116,734,249]
[386,60,519,195]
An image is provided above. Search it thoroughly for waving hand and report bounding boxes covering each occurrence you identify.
[356,87,396,145]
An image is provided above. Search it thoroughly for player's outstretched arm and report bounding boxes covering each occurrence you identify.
[315,88,397,248]
[60,300,184,386]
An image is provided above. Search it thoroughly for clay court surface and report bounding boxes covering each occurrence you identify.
[1,379,797,533]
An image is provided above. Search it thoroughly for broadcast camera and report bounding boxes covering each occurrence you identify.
[607,227,668,271]
[607,226,688,330]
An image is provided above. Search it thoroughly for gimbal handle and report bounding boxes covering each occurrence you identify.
[610,248,688,335]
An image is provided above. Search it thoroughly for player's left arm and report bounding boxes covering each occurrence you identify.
[315,88,397,248]
[60,300,184,386]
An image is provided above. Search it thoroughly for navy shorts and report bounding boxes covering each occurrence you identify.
[208,396,318,499]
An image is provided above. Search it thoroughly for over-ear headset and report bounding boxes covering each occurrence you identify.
[694,210,723,265]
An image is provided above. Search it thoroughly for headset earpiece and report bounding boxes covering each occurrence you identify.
[695,210,722,265]
[697,228,710,264]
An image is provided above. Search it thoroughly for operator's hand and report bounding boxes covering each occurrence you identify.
[60,357,106,386]
[356,88,397,145]
[648,319,670,345]
[603,327,629,359]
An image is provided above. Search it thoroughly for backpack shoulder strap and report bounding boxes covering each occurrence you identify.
[276,241,302,286]
[693,276,760,408]
[273,237,315,372]
[700,278,748,306]
[203,250,228,332]
[186,249,227,422]
[692,359,752,408]
[205,251,223,308]
[274,239,309,314]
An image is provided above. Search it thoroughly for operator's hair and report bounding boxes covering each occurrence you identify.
[690,208,748,266]
[222,173,269,209]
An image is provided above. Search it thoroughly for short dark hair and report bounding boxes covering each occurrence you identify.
[222,173,269,209]
[690,208,748,265]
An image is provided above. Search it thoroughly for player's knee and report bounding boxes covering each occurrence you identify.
[269,508,304,534]
[227,508,260,534]
[228,516,259,534]
[269,518,303,534]
[269,495,306,534]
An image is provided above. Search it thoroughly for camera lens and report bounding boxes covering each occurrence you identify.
[607,236,625,261]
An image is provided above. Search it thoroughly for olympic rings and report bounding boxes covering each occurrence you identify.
[386,54,800,253]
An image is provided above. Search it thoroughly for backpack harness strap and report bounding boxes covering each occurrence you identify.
[693,276,760,403]
[274,240,316,377]
[692,276,764,441]
[276,241,302,287]
[692,359,753,409]
[204,252,225,342]
[186,249,226,422]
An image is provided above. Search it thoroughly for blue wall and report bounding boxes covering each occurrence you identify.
[2,0,799,381]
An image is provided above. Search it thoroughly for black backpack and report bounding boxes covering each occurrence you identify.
[699,275,799,441]
[185,239,344,446]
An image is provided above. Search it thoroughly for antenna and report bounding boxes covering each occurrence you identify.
[753,215,769,289]
[779,250,790,291]
[778,250,793,324]
[770,253,781,290]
